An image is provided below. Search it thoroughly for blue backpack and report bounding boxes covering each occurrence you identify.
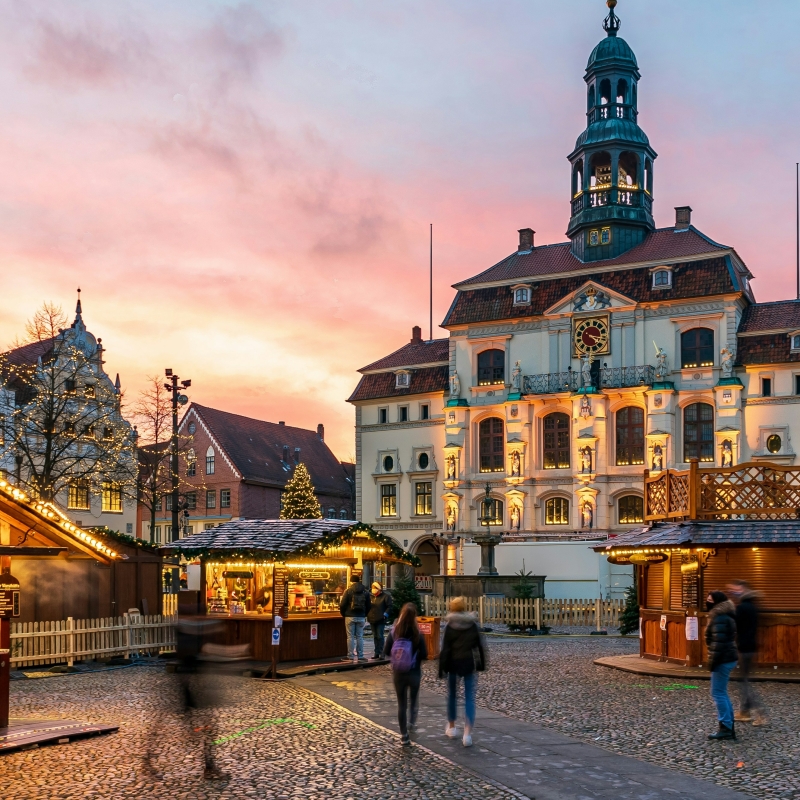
[390,637,416,672]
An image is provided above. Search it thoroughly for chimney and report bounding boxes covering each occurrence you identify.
[518,228,535,253]
[278,420,285,425]
[675,206,692,230]
[317,423,324,441]
[294,447,301,464]
[411,325,422,343]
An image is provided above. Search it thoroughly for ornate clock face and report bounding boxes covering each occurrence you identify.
[574,316,610,355]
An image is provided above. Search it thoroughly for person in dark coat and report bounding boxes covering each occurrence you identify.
[728,579,768,726]
[339,575,372,661]
[368,582,392,659]
[383,602,428,746]
[438,596,486,748]
[705,590,739,740]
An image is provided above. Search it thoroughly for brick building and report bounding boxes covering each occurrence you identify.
[140,403,354,542]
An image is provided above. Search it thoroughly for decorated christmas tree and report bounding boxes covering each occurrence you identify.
[387,568,422,620]
[280,463,322,519]
[619,582,640,635]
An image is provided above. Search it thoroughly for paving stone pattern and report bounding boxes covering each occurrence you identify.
[420,636,800,800]
[2,665,520,800]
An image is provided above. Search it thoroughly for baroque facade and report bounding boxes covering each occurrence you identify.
[348,2,799,572]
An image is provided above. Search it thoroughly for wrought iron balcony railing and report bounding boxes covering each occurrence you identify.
[587,104,638,125]
[522,365,655,396]
[571,188,652,216]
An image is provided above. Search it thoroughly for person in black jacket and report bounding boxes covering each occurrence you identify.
[728,580,768,726]
[438,597,486,748]
[705,590,738,740]
[383,602,428,746]
[367,582,392,659]
[339,575,371,661]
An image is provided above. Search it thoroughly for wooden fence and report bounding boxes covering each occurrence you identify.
[10,613,177,668]
[163,593,179,617]
[421,596,624,631]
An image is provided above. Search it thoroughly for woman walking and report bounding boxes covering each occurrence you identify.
[705,590,739,740]
[439,597,486,748]
[384,602,428,747]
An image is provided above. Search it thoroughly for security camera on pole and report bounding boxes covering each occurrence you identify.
[164,369,191,543]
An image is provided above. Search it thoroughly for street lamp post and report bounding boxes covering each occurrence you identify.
[474,483,502,577]
[164,369,190,543]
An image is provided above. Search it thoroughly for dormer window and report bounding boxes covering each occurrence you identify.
[511,285,531,306]
[790,333,800,352]
[652,268,672,289]
[395,371,411,389]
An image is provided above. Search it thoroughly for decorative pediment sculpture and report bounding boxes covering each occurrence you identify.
[573,285,611,312]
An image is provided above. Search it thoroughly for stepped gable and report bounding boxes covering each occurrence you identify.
[188,404,351,497]
[454,227,727,289]
[445,256,734,328]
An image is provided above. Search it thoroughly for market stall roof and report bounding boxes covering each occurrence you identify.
[594,520,800,553]
[161,519,420,566]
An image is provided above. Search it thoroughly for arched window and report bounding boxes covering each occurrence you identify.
[618,495,644,524]
[599,78,611,105]
[644,159,652,193]
[205,446,215,475]
[572,160,584,196]
[339,508,348,519]
[477,349,505,385]
[479,418,505,473]
[653,269,671,288]
[587,85,595,111]
[618,152,639,188]
[589,152,611,189]
[514,287,530,304]
[684,403,714,462]
[545,497,569,525]
[616,407,644,466]
[543,413,570,469]
[681,328,715,369]
[616,78,628,105]
[327,507,336,519]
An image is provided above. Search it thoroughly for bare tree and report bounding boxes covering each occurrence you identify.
[0,301,136,505]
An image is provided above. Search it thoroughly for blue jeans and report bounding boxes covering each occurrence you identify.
[447,671,477,728]
[711,661,737,728]
[372,621,386,658]
[346,617,366,659]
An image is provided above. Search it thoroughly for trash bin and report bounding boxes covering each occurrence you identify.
[417,616,441,659]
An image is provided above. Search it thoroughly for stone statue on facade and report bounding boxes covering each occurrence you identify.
[446,503,457,532]
[580,446,592,474]
[581,354,592,389]
[720,347,734,378]
[446,454,457,480]
[511,450,521,476]
[652,444,663,472]
[579,394,591,419]
[721,439,733,468]
[581,500,593,530]
[654,342,669,380]
[511,360,522,391]
[449,370,460,398]
[510,503,521,531]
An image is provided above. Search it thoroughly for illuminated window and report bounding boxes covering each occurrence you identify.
[543,413,570,469]
[101,482,122,513]
[681,328,714,369]
[479,418,505,472]
[380,484,397,516]
[481,497,503,526]
[616,407,645,466]
[477,349,505,385]
[684,403,714,462]
[68,481,90,511]
[618,495,644,524]
[545,497,569,525]
[415,482,433,515]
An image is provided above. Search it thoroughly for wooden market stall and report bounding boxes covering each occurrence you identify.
[596,460,800,667]
[163,519,418,664]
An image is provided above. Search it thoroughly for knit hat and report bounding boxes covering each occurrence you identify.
[371,582,382,591]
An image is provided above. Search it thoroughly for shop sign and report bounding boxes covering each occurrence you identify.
[271,627,281,646]
[299,571,330,580]
[0,574,20,619]
[628,552,668,565]
[310,624,318,641]
[418,622,432,635]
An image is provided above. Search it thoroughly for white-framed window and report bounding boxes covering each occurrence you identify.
[761,377,772,397]
[512,285,531,306]
[414,482,433,515]
[380,484,397,516]
[395,371,410,388]
[68,481,90,511]
[419,403,430,420]
[652,268,672,289]
[101,482,123,513]
[379,407,388,424]
[790,333,800,352]
[398,406,409,422]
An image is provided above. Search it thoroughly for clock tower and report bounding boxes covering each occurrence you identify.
[566,0,657,262]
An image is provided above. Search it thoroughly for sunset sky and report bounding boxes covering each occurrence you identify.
[1,0,798,460]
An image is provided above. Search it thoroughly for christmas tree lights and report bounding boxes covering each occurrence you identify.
[279,463,323,520]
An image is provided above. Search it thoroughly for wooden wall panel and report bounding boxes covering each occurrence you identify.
[669,555,684,610]
[645,562,664,609]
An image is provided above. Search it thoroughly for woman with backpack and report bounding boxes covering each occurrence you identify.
[439,596,486,748]
[383,602,428,747]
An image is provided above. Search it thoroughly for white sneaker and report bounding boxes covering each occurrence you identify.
[462,732,473,747]
[445,725,458,738]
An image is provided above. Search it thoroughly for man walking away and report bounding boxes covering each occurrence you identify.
[728,579,769,726]
[384,602,428,746]
[340,574,371,661]
[439,596,486,748]
[705,590,738,741]
[368,582,392,659]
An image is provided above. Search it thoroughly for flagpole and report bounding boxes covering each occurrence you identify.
[796,162,799,300]
[429,223,433,341]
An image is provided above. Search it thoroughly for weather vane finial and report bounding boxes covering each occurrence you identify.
[603,0,621,36]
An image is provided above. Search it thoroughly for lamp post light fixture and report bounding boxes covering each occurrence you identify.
[479,483,494,529]
[474,482,501,576]
[164,368,191,543]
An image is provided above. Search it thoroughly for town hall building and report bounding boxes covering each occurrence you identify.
[349,1,800,586]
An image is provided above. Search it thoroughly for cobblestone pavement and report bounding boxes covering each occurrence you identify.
[420,636,800,800]
[2,666,522,800]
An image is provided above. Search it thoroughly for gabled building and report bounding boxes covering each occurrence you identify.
[349,1,800,594]
[142,403,354,542]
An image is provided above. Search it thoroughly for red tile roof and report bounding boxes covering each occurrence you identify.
[445,257,735,327]
[359,338,449,372]
[736,334,799,366]
[186,404,352,498]
[348,366,449,403]
[738,300,800,334]
[454,227,728,288]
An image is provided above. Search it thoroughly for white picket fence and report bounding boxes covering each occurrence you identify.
[421,596,624,631]
[10,613,177,668]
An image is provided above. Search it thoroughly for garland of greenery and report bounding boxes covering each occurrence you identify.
[85,525,160,553]
[166,521,421,567]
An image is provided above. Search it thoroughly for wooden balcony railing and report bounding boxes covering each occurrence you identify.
[645,460,800,521]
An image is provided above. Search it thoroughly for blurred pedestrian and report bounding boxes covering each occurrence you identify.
[384,602,428,746]
[439,597,486,748]
[705,590,738,741]
[368,581,392,660]
[339,573,371,661]
[728,579,769,726]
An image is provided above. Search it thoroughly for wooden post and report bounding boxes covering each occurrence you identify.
[689,458,699,519]
[0,555,11,728]
[643,469,650,516]
[479,595,484,627]
[535,597,541,631]
[595,598,602,631]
